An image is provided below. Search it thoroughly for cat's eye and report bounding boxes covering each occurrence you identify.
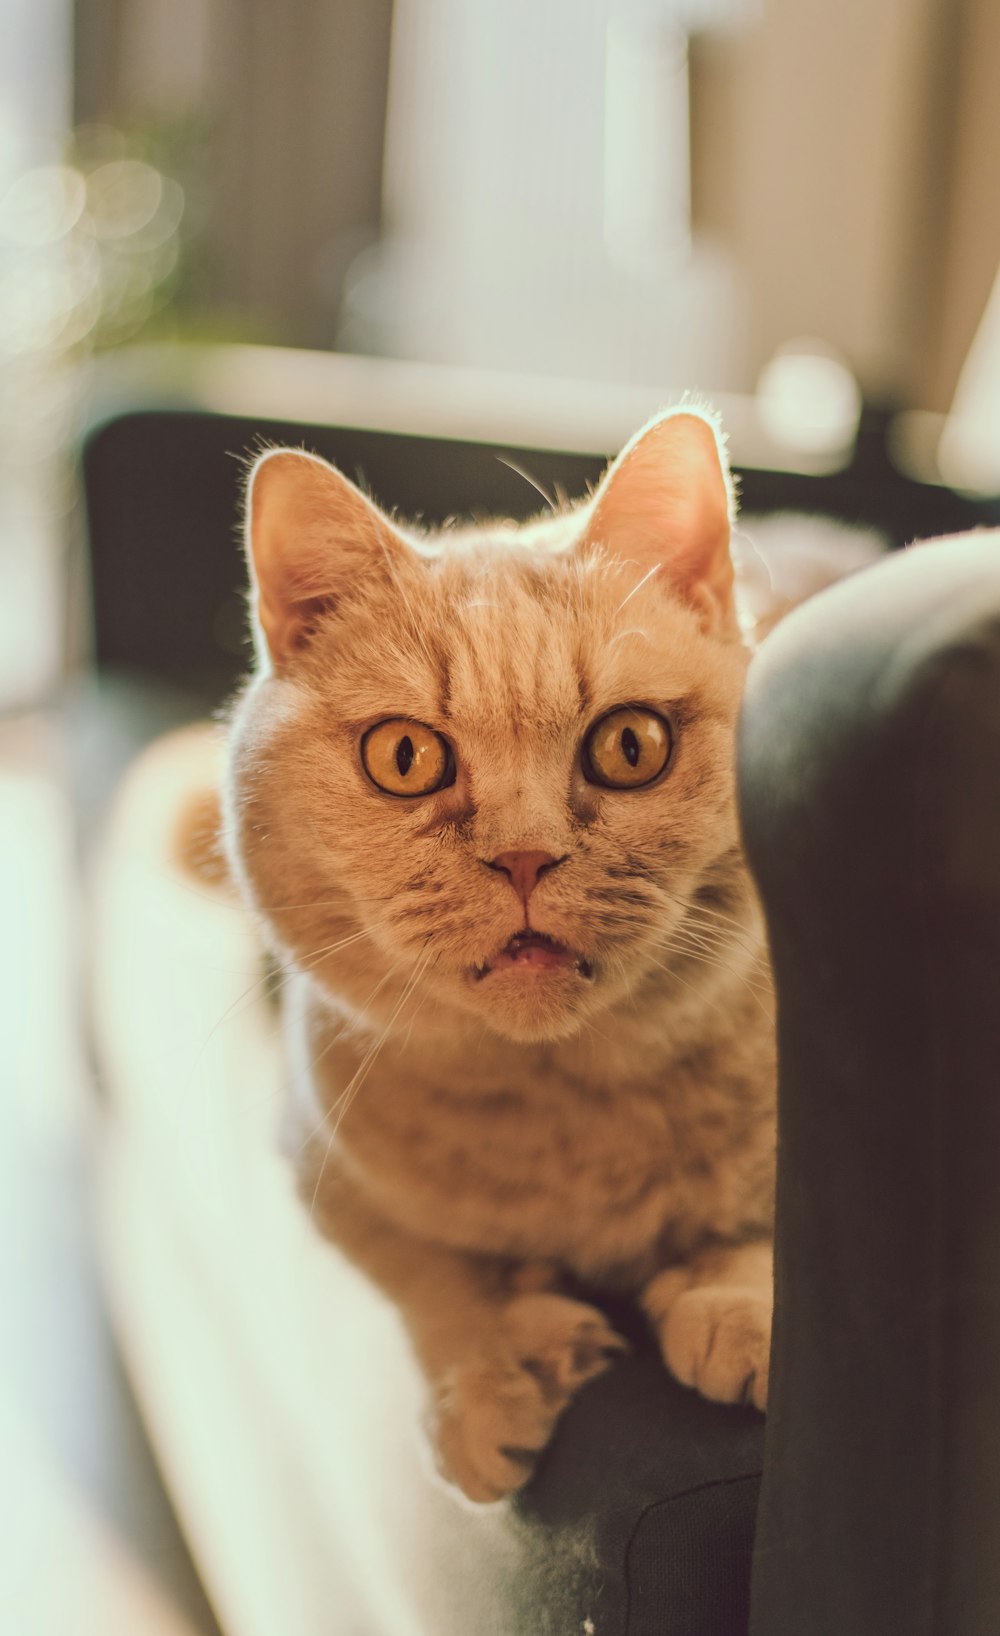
[361,719,454,797]
[583,707,672,789]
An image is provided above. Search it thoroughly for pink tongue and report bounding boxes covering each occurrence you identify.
[496,940,571,970]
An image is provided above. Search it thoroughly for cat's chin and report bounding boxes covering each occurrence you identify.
[477,997,593,1045]
[462,948,598,1044]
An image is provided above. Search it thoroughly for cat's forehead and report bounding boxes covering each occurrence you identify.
[325,544,722,731]
[432,552,578,729]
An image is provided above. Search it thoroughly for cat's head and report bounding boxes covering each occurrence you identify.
[225,409,751,1045]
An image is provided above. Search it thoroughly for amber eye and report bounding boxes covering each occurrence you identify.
[583,707,672,789]
[361,719,454,797]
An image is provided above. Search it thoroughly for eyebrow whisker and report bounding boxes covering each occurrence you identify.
[616,564,660,613]
[494,454,557,512]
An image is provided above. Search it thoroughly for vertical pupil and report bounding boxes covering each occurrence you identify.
[396,735,414,777]
[621,726,640,767]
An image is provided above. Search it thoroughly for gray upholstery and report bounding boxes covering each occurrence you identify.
[740,535,1000,1635]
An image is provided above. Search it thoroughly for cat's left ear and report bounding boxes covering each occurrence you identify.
[244,448,412,669]
[580,409,738,638]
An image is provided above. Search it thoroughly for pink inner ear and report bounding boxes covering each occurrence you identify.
[246,449,406,668]
[581,411,736,634]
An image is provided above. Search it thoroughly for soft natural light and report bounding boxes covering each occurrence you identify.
[756,340,863,456]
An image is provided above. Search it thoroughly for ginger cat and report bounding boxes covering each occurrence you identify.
[223,409,775,1502]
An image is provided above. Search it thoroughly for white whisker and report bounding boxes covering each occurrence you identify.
[616,564,660,613]
[608,626,652,647]
[185,927,378,1107]
[307,946,433,1221]
[494,454,557,512]
[664,916,766,971]
[651,937,772,1018]
[291,960,403,1160]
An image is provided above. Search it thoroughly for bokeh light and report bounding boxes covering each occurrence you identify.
[756,340,862,457]
[0,146,186,363]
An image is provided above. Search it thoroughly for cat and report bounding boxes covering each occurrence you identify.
[222,407,777,1503]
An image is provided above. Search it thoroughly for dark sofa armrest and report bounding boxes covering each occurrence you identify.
[737,533,1000,1636]
[521,1344,763,1636]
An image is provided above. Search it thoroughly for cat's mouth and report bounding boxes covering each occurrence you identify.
[472,931,594,982]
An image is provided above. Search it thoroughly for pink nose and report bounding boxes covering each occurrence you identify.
[487,850,565,905]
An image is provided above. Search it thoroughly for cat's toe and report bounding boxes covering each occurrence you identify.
[431,1364,555,1501]
[660,1286,771,1411]
[431,1296,627,1502]
[505,1292,629,1399]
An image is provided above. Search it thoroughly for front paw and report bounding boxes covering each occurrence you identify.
[431,1294,627,1503]
[658,1286,771,1411]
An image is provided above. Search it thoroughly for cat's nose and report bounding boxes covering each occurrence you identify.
[485,850,567,906]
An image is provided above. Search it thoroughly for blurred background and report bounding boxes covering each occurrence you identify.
[5,0,1000,706]
[3,1,1000,1631]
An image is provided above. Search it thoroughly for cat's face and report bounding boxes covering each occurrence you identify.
[226,411,750,1044]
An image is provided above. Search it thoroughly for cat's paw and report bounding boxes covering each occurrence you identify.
[657,1285,771,1411]
[431,1294,627,1503]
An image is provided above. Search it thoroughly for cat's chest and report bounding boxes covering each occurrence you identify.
[311,1039,766,1281]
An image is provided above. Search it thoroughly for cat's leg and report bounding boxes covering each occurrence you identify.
[309,1169,627,1502]
[640,1240,773,1411]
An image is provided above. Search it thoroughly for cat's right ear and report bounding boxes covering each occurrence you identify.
[244,448,410,669]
